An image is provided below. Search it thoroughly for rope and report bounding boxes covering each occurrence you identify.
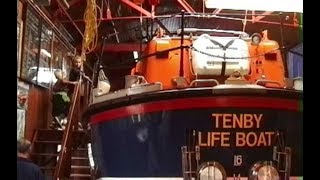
[81,0,102,60]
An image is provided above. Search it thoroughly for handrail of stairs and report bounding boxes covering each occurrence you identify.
[54,82,80,179]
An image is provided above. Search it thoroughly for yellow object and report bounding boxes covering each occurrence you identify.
[81,0,102,59]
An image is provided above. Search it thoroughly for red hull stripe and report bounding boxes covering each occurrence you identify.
[91,96,300,124]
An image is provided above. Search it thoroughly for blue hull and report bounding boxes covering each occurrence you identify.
[86,91,302,178]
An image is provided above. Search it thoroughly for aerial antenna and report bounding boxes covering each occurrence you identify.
[179,10,185,77]
[139,3,144,57]
[92,35,107,88]
[278,12,288,78]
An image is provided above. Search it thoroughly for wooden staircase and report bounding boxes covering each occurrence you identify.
[70,146,92,179]
[31,129,92,179]
[31,80,93,179]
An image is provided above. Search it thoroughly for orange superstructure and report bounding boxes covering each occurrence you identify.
[131,30,285,89]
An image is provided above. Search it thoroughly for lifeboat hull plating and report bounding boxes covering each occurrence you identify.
[87,89,302,179]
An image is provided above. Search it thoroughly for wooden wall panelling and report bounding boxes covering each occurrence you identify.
[25,85,50,140]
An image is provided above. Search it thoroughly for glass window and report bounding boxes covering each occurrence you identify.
[20,6,40,83]
[63,53,72,81]
[52,37,70,83]
[37,22,53,87]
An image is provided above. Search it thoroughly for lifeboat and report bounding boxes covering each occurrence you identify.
[84,24,303,180]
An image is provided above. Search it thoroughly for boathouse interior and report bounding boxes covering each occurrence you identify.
[17,0,303,179]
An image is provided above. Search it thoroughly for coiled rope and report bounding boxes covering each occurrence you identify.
[81,0,102,61]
